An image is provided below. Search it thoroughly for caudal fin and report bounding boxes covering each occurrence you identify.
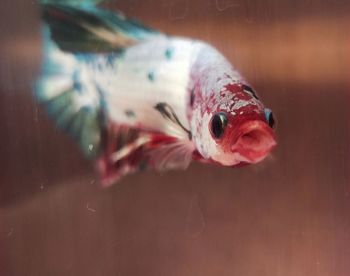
[36,1,160,159]
[36,27,104,158]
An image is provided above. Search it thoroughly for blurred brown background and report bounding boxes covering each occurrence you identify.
[0,0,349,275]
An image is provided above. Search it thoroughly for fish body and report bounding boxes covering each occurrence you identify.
[95,37,200,136]
[37,2,277,186]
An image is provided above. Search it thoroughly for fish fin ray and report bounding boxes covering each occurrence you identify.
[147,137,195,172]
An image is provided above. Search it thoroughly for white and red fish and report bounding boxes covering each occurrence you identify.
[36,0,277,186]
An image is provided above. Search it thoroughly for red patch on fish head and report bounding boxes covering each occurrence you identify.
[208,83,277,165]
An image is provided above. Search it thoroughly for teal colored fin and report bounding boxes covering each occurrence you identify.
[40,0,108,6]
[41,3,159,52]
[36,30,104,158]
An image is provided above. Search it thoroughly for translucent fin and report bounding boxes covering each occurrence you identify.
[40,3,159,52]
[147,140,195,172]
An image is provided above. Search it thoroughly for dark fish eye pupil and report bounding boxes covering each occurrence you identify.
[268,113,275,128]
[264,108,276,129]
[268,112,275,128]
[211,113,228,139]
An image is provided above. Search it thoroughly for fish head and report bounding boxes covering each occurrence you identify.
[197,82,277,166]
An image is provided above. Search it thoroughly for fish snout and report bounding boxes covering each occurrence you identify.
[231,121,276,163]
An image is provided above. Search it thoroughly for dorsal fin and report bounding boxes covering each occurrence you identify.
[41,3,159,52]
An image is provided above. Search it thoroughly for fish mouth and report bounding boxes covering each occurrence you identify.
[230,120,276,163]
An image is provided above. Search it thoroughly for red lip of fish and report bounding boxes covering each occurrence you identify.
[230,120,277,163]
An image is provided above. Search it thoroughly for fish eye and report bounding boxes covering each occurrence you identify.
[264,108,276,129]
[210,112,228,139]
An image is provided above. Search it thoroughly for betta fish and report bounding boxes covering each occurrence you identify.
[36,0,277,186]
